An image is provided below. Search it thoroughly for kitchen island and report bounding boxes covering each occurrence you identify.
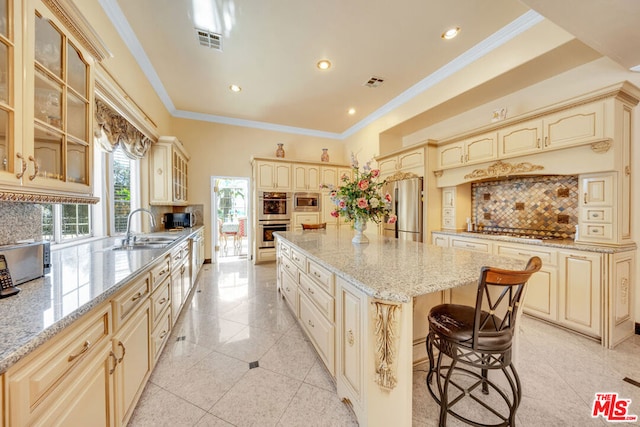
[274,229,526,427]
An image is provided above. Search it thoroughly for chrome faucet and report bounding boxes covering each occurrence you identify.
[124,208,156,245]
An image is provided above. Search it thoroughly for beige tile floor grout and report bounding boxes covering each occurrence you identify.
[129,259,640,427]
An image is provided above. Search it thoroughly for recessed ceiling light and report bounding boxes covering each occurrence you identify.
[348,108,356,115]
[630,64,640,72]
[441,27,460,40]
[229,84,241,92]
[317,59,332,70]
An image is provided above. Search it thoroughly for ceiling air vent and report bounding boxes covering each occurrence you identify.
[195,28,222,51]
[363,76,385,88]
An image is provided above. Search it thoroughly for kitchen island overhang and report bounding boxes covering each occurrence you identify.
[274,229,526,426]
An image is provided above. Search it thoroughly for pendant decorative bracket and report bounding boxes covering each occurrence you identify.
[372,301,401,391]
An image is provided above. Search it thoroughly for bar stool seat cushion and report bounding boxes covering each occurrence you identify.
[428,304,511,351]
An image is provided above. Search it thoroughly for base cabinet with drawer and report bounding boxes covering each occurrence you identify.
[431,231,635,347]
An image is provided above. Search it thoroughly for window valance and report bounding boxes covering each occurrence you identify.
[94,99,152,160]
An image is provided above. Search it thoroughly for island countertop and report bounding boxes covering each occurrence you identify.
[274,229,526,303]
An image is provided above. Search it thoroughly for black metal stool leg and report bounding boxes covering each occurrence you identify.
[482,367,489,395]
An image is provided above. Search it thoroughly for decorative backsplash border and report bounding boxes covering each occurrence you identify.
[471,175,578,239]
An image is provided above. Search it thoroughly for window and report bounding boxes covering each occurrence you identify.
[41,203,91,242]
[111,145,138,234]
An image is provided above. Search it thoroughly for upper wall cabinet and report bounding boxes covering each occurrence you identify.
[293,163,320,191]
[437,132,497,169]
[498,102,604,158]
[377,147,424,178]
[150,136,190,206]
[0,0,110,202]
[254,160,291,191]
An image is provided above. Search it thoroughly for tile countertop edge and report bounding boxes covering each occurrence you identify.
[275,230,525,303]
[0,226,204,374]
[432,230,637,253]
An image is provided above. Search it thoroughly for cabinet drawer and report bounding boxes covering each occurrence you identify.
[451,238,490,253]
[171,243,189,266]
[281,254,298,279]
[8,306,111,413]
[307,259,335,295]
[279,241,291,259]
[299,292,335,375]
[281,269,299,316]
[581,207,613,223]
[112,274,150,330]
[150,257,170,291]
[583,224,613,240]
[300,273,334,322]
[151,279,171,327]
[494,244,557,266]
[442,217,456,228]
[442,208,455,217]
[290,248,306,271]
[151,308,172,364]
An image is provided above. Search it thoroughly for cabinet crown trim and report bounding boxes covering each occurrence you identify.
[0,189,99,204]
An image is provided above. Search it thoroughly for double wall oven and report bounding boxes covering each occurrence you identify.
[257,191,291,248]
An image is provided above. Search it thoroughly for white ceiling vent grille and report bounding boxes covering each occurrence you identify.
[196,28,223,51]
[363,76,385,88]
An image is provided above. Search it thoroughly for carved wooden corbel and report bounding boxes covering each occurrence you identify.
[590,139,613,153]
[464,160,544,180]
[372,301,401,390]
[433,170,443,178]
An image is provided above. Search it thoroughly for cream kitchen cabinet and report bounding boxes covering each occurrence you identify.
[170,241,192,325]
[320,166,353,228]
[578,172,616,244]
[336,276,365,420]
[558,250,602,338]
[0,1,96,198]
[432,233,449,247]
[293,164,320,191]
[437,132,497,169]
[377,147,424,178]
[254,160,291,191]
[441,184,471,231]
[320,166,338,188]
[112,299,151,426]
[6,305,114,426]
[498,102,604,158]
[150,136,190,206]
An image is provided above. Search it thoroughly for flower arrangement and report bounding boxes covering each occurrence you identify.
[322,154,396,225]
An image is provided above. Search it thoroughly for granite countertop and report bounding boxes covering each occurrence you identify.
[0,227,203,374]
[275,229,526,303]
[431,230,637,253]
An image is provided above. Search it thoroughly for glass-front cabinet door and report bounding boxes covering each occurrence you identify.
[0,0,18,185]
[28,6,92,192]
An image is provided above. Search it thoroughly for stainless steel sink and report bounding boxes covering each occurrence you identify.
[111,242,171,251]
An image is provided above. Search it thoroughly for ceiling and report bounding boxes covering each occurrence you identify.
[101,0,640,139]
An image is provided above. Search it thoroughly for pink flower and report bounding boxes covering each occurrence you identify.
[338,200,346,209]
[331,210,339,218]
[357,198,368,208]
[370,169,380,178]
[387,214,397,224]
[384,192,392,202]
[358,179,369,190]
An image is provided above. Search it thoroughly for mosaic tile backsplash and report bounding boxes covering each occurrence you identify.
[0,202,43,245]
[471,175,578,239]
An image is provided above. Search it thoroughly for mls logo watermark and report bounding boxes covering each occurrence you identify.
[592,393,638,422]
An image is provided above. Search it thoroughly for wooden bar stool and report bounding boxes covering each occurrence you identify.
[426,256,542,427]
[301,223,326,230]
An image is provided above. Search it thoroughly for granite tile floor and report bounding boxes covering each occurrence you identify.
[129,259,640,426]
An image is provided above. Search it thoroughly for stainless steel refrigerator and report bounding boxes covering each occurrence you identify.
[382,177,423,242]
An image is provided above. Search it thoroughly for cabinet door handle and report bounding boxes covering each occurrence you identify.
[308,319,315,328]
[518,252,531,257]
[536,138,540,148]
[158,297,167,305]
[15,153,27,179]
[584,192,588,204]
[28,155,38,181]
[313,271,321,278]
[158,268,168,277]
[131,291,144,302]
[117,341,126,363]
[109,351,118,374]
[544,136,549,147]
[460,155,463,164]
[68,340,91,362]
[347,329,355,346]
[307,287,314,295]
[569,255,588,260]
[159,330,168,339]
